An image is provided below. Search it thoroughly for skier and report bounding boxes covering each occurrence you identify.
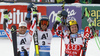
[3,4,37,56]
[33,15,55,56]
[54,13,86,56]
[60,20,83,56]
[20,3,55,56]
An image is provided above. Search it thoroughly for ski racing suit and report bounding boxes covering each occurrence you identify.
[55,25,95,56]
[55,25,83,56]
[63,32,83,56]
[4,17,36,56]
[34,27,55,56]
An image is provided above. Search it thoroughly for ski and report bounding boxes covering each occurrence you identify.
[33,14,39,56]
[28,3,39,56]
[11,25,17,56]
[82,26,90,56]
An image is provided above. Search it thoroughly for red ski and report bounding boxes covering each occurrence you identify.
[82,26,90,56]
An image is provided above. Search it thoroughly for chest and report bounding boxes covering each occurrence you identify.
[37,30,52,40]
[64,37,83,45]
[17,35,31,45]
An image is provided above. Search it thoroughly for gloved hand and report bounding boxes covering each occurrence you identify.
[17,51,20,56]
[27,3,38,12]
[21,47,28,56]
[23,49,28,56]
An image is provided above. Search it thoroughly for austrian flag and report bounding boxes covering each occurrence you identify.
[37,0,42,2]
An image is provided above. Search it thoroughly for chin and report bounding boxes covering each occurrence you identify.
[20,32,26,34]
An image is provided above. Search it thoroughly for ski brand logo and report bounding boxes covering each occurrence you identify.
[11,27,15,31]
[86,28,89,32]
[84,26,90,38]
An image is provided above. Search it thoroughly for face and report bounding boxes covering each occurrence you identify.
[19,26,27,34]
[41,24,47,31]
[70,24,78,34]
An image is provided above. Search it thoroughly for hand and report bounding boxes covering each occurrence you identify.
[27,3,38,12]
[27,3,38,15]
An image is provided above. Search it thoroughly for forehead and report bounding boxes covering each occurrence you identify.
[19,26,27,28]
[70,24,77,27]
[41,24,47,26]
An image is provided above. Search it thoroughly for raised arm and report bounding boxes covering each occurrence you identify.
[27,3,38,36]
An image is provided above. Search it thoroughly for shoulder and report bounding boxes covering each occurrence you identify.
[47,29,51,31]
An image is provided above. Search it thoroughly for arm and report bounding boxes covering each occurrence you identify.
[28,5,38,36]
[51,21,60,35]
[51,13,63,36]
[25,6,32,29]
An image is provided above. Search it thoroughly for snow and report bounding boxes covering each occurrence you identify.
[86,37,100,56]
[0,37,100,56]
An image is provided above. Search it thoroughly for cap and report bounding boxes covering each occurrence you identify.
[19,21,27,27]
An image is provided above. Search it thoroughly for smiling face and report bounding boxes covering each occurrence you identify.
[41,24,47,31]
[19,26,27,34]
[70,24,78,34]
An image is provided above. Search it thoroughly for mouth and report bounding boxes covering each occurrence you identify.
[21,30,25,33]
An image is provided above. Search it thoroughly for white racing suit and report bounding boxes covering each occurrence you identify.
[34,27,55,56]
[5,17,36,56]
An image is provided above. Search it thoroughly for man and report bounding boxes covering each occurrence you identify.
[3,5,36,56]
[54,19,83,56]
[34,15,55,56]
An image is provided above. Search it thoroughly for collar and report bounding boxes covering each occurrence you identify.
[70,33,78,38]
[17,32,27,37]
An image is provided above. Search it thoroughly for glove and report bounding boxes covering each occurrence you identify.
[17,51,20,56]
[53,21,60,31]
[23,49,28,56]
[27,3,38,12]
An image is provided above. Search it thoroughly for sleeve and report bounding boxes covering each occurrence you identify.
[25,11,32,29]
[29,17,36,36]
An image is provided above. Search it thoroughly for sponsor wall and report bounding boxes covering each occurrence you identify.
[82,6,100,30]
[0,4,99,38]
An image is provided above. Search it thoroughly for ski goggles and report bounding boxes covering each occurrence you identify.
[41,20,49,25]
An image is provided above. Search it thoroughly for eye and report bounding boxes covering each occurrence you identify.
[24,27,27,29]
[21,27,23,28]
